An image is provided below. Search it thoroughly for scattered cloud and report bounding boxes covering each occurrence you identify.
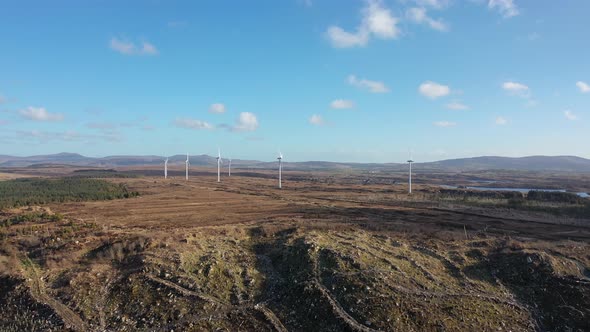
[330,99,355,109]
[563,110,577,121]
[412,0,450,9]
[348,75,390,93]
[0,120,8,125]
[406,7,448,32]
[19,107,64,122]
[309,114,325,126]
[0,95,5,104]
[419,81,451,99]
[502,81,530,98]
[495,116,508,125]
[174,118,214,130]
[86,122,117,130]
[231,112,259,132]
[488,0,519,18]
[326,0,400,48]
[298,0,313,7]
[209,103,226,114]
[433,121,456,127]
[16,129,122,143]
[446,101,469,110]
[168,20,188,28]
[141,125,156,131]
[110,37,158,56]
[326,27,369,48]
[528,32,540,41]
[576,81,590,93]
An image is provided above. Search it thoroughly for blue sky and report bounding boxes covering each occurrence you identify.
[0,0,588,162]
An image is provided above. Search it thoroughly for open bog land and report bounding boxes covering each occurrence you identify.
[0,167,589,331]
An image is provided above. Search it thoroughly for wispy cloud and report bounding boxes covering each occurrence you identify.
[495,116,508,125]
[433,121,456,127]
[19,107,64,122]
[309,114,325,126]
[576,81,590,93]
[330,99,355,109]
[488,0,519,18]
[110,37,158,56]
[86,122,117,130]
[16,129,122,143]
[413,0,450,9]
[174,118,214,130]
[209,103,226,114]
[419,81,451,99]
[446,101,469,110]
[168,20,188,28]
[502,81,530,98]
[326,0,400,48]
[348,75,390,93]
[564,110,578,121]
[406,7,449,32]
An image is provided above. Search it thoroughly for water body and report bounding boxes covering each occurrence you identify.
[440,185,589,198]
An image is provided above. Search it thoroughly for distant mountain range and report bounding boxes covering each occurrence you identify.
[1,153,590,172]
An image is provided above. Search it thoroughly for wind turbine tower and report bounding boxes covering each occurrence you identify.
[228,158,232,177]
[407,157,414,194]
[216,149,222,182]
[277,151,283,189]
[185,153,190,181]
[164,157,168,179]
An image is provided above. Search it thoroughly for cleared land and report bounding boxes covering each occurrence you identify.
[1,166,589,331]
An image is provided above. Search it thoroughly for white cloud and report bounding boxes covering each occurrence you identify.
[326,0,400,48]
[576,81,590,93]
[502,81,530,97]
[174,118,214,130]
[446,101,469,110]
[330,99,355,109]
[564,110,577,121]
[495,116,508,125]
[209,103,226,114]
[232,112,259,132]
[110,37,158,56]
[326,26,369,48]
[406,7,449,32]
[488,0,519,18]
[348,75,390,93]
[17,129,121,142]
[19,107,64,121]
[433,121,456,127]
[309,114,325,126]
[141,42,158,55]
[363,0,400,39]
[413,0,450,9]
[86,122,117,130]
[419,81,451,99]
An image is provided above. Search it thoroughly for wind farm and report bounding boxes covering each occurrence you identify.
[1,0,589,331]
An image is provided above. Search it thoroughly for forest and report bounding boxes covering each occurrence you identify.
[0,178,139,209]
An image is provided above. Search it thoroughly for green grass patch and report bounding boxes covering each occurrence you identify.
[0,178,139,209]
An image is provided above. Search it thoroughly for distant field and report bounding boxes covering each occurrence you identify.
[0,178,139,209]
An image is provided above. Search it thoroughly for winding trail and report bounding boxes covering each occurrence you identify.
[21,256,87,331]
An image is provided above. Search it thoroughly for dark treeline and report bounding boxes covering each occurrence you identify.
[0,178,139,209]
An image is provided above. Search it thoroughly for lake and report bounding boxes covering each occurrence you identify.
[440,185,589,198]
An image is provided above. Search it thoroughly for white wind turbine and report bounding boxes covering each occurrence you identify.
[277,150,283,189]
[216,148,222,182]
[228,157,232,177]
[185,153,190,181]
[407,152,414,194]
[164,157,168,179]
